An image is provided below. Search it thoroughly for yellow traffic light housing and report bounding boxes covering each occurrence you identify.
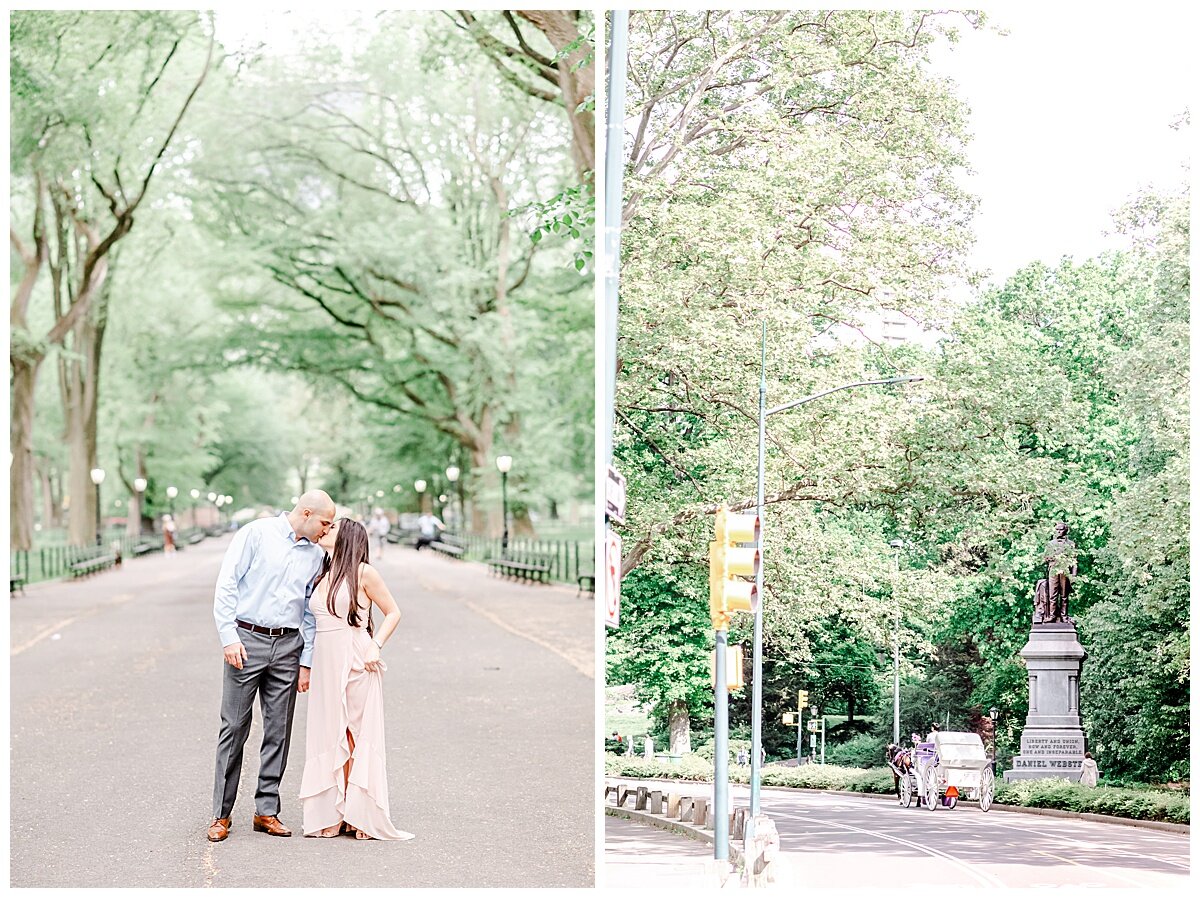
[709,644,746,691]
[798,689,809,710]
[708,506,761,630]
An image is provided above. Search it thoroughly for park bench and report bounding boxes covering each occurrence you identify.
[485,552,553,584]
[430,534,465,559]
[576,562,595,597]
[11,575,27,595]
[186,531,206,545]
[68,552,117,579]
[132,540,159,556]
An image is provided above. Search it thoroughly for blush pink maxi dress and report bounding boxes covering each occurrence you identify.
[299,577,414,840]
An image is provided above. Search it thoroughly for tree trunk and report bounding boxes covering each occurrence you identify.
[668,701,692,755]
[517,10,596,179]
[9,358,40,551]
[63,309,104,545]
[847,692,856,723]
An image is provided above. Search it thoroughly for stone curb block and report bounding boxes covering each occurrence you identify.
[606,778,1189,835]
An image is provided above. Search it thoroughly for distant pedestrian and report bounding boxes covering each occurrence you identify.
[414,511,444,551]
[163,514,177,554]
[367,508,390,561]
[1079,751,1100,787]
[737,748,748,766]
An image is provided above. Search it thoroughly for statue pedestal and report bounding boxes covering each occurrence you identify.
[1003,623,1088,783]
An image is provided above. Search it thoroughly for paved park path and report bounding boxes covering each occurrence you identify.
[10,537,594,887]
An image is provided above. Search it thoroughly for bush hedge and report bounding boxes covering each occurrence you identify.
[605,755,1190,825]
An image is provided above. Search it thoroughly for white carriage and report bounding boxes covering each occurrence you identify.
[917,731,995,812]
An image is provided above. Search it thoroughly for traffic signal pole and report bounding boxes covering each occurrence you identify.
[713,628,730,861]
[748,323,767,836]
[709,507,760,869]
[747,329,924,827]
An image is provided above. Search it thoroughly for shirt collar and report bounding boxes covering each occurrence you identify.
[278,511,312,545]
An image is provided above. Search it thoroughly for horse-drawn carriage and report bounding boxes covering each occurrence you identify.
[887,731,994,812]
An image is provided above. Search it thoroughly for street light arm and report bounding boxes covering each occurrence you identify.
[766,376,924,418]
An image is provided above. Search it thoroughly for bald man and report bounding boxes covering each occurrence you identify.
[207,491,335,842]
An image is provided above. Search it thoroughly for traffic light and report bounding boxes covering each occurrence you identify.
[708,505,761,630]
[710,644,746,691]
[782,712,796,726]
[797,689,809,710]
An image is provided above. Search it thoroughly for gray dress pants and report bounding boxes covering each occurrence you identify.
[212,628,303,818]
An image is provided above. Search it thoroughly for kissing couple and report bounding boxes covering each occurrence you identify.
[206,491,414,842]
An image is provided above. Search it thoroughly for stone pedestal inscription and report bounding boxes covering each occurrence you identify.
[1004,622,1088,783]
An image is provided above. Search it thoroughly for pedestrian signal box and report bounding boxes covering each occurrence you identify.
[709,644,746,691]
[708,506,761,631]
[782,712,797,726]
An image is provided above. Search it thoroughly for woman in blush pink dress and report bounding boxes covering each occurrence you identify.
[300,518,413,841]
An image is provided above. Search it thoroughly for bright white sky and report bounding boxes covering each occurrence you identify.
[928,8,1191,285]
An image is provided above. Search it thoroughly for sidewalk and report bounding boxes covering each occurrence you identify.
[605,812,721,888]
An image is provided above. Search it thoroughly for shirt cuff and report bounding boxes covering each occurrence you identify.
[299,648,313,668]
[219,626,242,648]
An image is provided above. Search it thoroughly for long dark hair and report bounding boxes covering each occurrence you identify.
[319,518,372,634]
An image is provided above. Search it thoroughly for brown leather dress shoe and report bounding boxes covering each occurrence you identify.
[252,815,292,837]
[207,818,232,842]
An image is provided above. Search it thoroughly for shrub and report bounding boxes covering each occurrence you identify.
[995,779,1189,824]
[822,733,888,769]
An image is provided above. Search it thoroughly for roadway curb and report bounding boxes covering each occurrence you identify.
[606,778,1189,835]
[605,805,714,846]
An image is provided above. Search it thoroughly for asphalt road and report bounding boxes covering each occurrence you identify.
[604,778,1190,888]
[10,537,595,887]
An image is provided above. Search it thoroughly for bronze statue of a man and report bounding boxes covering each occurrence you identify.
[1042,521,1077,623]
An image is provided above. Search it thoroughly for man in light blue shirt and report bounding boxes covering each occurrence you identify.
[207,490,335,843]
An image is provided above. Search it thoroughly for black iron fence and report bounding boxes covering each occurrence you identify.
[450,532,594,587]
[10,526,217,588]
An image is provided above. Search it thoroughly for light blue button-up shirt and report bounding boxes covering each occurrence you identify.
[213,513,326,668]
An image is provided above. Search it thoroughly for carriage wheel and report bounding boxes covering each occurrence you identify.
[923,766,939,811]
[979,767,995,812]
[900,772,913,808]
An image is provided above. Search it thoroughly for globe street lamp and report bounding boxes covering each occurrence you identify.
[90,467,106,545]
[133,478,148,537]
[166,485,179,518]
[414,479,427,515]
[989,706,1000,772]
[744,318,926,841]
[445,465,461,531]
[495,455,512,554]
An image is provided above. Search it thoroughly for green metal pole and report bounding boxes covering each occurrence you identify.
[714,630,729,862]
[749,321,766,830]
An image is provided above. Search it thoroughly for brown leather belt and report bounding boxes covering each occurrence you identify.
[237,620,297,638]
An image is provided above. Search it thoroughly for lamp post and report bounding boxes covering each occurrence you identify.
[989,706,999,772]
[166,485,178,518]
[496,455,512,554]
[133,478,147,537]
[446,465,461,531]
[747,319,925,837]
[90,467,106,545]
[414,479,427,515]
[889,539,905,745]
[189,488,199,529]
